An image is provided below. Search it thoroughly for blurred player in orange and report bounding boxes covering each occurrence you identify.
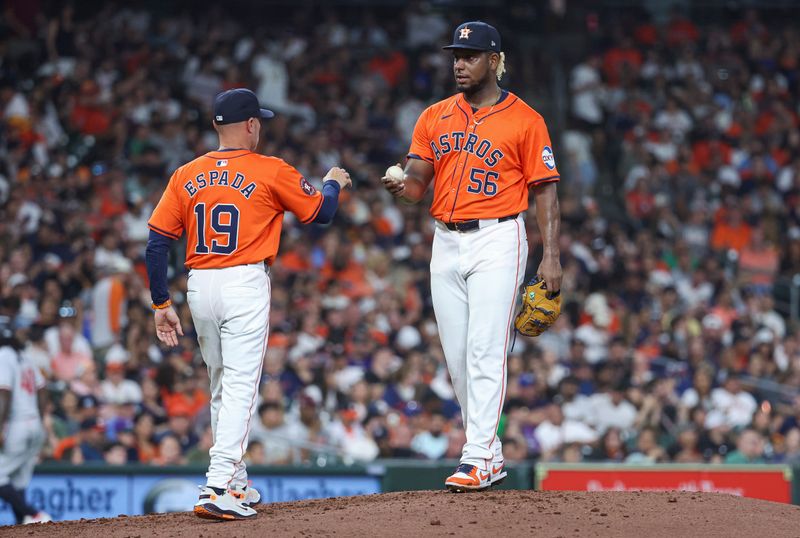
[146,88,351,520]
[382,21,562,491]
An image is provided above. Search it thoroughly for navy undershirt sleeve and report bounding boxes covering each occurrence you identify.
[145,229,174,305]
[312,180,342,224]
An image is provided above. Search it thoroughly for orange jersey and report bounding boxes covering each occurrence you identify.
[407,90,559,221]
[148,149,323,268]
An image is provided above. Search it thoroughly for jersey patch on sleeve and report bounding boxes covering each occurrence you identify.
[542,146,556,170]
[300,176,317,195]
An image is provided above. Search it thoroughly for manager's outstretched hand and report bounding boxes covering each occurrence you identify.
[325,167,353,189]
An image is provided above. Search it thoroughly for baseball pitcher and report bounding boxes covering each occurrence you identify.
[0,316,51,524]
[146,88,352,520]
[382,21,562,492]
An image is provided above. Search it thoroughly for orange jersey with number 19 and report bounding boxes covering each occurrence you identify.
[407,90,559,221]
[148,149,323,269]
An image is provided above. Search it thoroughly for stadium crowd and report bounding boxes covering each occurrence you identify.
[1,2,800,468]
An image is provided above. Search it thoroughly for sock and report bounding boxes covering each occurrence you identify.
[12,488,28,522]
[0,485,35,522]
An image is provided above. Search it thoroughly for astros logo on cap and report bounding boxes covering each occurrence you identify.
[459,27,472,39]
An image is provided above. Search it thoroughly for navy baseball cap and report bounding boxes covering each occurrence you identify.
[443,21,501,53]
[213,88,274,125]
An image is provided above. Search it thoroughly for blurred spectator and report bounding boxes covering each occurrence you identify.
[625,428,668,463]
[588,427,628,462]
[153,434,186,466]
[589,382,637,433]
[574,294,613,364]
[737,227,779,293]
[534,404,598,459]
[249,401,306,465]
[160,367,208,419]
[100,362,142,405]
[777,428,800,464]
[502,436,528,463]
[49,321,92,383]
[410,412,448,459]
[90,260,131,350]
[133,412,158,464]
[186,425,213,465]
[707,375,758,429]
[669,426,704,463]
[245,440,267,466]
[711,206,752,253]
[104,442,129,465]
[158,404,199,454]
[554,376,593,423]
[679,367,715,423]
[724,429,767,464]
[569,54,604,127]
[140,377,168,422]
[325,405,379,462]
[54,418,107,462]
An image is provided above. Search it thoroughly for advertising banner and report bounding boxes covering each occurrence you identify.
[0,472,381,524]
[537,464,793,504]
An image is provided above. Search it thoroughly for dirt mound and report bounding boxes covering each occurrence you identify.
[3,490,800,537]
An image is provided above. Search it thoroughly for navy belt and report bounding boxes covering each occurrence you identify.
[442,213,520,232]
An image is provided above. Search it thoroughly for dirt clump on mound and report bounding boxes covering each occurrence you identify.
[3,490,800,538]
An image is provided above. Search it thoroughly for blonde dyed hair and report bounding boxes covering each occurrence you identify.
[496,52,506,81]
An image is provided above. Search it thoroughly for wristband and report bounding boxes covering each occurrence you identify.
[151,299,172,310]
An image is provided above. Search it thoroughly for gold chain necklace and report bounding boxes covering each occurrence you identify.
[472,89,503,125]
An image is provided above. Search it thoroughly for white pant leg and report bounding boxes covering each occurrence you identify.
[11,422,44,489]
[430,226,470,426]
[189,264,269,490]
[0,419,43,489]
[224,273,270,490]
[461,217,527,468]
[187,303,249,487]
[188,276,223,449]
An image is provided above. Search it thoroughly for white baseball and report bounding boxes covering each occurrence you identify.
[386,165,404,181]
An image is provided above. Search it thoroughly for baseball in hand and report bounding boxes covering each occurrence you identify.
[386,165,404,181]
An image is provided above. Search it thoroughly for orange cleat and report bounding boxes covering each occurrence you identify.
[445,463,492,493]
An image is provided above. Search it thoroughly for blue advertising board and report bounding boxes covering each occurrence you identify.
[0,473,381,524]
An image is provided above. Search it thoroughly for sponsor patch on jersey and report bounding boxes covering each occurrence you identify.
[542,145,556,170]
[216,160,228,167]
[300,176,317,195]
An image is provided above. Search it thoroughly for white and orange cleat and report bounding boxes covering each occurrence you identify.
[490,458,507,487]
[194,486,257,521]
[445,463,491,493]
[230,484,261,508]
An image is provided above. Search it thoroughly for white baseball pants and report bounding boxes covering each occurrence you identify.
[430,215,527,469]
[187,263,269,490]
[0,418,44,488]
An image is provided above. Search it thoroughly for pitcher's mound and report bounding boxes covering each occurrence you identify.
[3,490,800,537]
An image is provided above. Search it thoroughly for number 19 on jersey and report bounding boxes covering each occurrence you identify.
[193,203,240,255]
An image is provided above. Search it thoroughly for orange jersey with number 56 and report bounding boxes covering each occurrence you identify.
[148,150,323,269]
[407,90,559,221]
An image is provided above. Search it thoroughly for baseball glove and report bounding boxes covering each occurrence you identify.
[514,277,561,337]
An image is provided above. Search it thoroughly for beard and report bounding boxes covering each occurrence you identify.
[457,74,491,97]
